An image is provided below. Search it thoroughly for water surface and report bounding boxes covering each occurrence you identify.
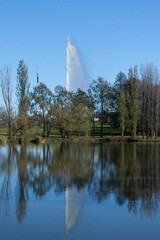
[0,143,160,240]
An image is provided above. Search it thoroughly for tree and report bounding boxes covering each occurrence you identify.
[113,72,127,136]
[52,103,75,138]
[113,72,127,108]
[89,77,111,137]
[0,66,14,138]
[140,64,160,138]
[52,94,76,138]
[30,83,53,137]
[72,88,91,136]
[88,88,96,137]
[16,60,30,137]
[73,104,91,136]
[153,72,160,139]
[54,85,72,107]
[53,86,73,138]
[52,86,92,138]
[73,88,90,107]
[52,102,91,138]
[127,66,139,136]
[119,90,127,136]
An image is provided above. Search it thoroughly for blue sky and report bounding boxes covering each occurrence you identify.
[0,0,160,106]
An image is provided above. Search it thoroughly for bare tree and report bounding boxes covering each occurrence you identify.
[0,66,13,138]
[153,68,160,139]
[140,64,160,138]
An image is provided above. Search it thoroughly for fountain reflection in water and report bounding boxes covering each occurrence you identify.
[65,187,84,235]
[66,36,88,92]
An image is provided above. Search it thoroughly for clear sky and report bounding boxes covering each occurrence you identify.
[0,0,160,106]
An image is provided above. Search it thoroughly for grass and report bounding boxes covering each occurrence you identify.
[90,121,121,136]
[0,128,8,136]
[3,122,160,144]
[1,131,160,145]
[0,122,121,139]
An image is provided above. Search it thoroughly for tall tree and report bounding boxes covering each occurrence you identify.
[127,66,139,136]
[16,60,30,137]
[113,72,127,136]
[88,88,96,137]
[89,77,111,137]
[119,90,127,136]
[153,70,160,139]
[140,64,160,138]
[0,66,14,138]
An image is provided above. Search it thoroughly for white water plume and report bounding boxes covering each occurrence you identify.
[65,187,85,235]
[66,36,88,92]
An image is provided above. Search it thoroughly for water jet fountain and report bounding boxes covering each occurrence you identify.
[66,36,88,92]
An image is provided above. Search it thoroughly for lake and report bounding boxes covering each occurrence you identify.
[0,142,160,240]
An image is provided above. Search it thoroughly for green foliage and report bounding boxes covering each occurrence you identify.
[119,90,127,136]
[16,60,30,115]
[52,103,75,138]
[52,87,92,138]
[113,72,127,136]
[113,72,127,108]
[127,66,139,136]
[89,77,111,137]
[73,104,91,136]
[0,136,6,144]
[30,82,53,137]
[90,77,111,111]
[16,60,30,137]
[73,88,90,107]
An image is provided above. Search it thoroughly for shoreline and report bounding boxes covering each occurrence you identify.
[1,135,160,145]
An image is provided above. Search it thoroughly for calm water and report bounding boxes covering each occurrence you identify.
[1,142,160,240]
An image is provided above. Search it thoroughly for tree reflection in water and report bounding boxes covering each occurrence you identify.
[0,142,160,223]
[0,145,17,216]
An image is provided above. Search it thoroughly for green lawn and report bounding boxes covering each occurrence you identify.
[0,128,8,136]
[90,121,121,136]
[0,121,121,138]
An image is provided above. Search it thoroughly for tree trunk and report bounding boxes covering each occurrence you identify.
[93,117,95,138]
[100,102,103,138]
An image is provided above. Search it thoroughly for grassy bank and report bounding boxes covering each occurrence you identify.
[1,125,160,145]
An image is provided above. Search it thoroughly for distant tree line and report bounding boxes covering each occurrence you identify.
[0,60,160,138]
